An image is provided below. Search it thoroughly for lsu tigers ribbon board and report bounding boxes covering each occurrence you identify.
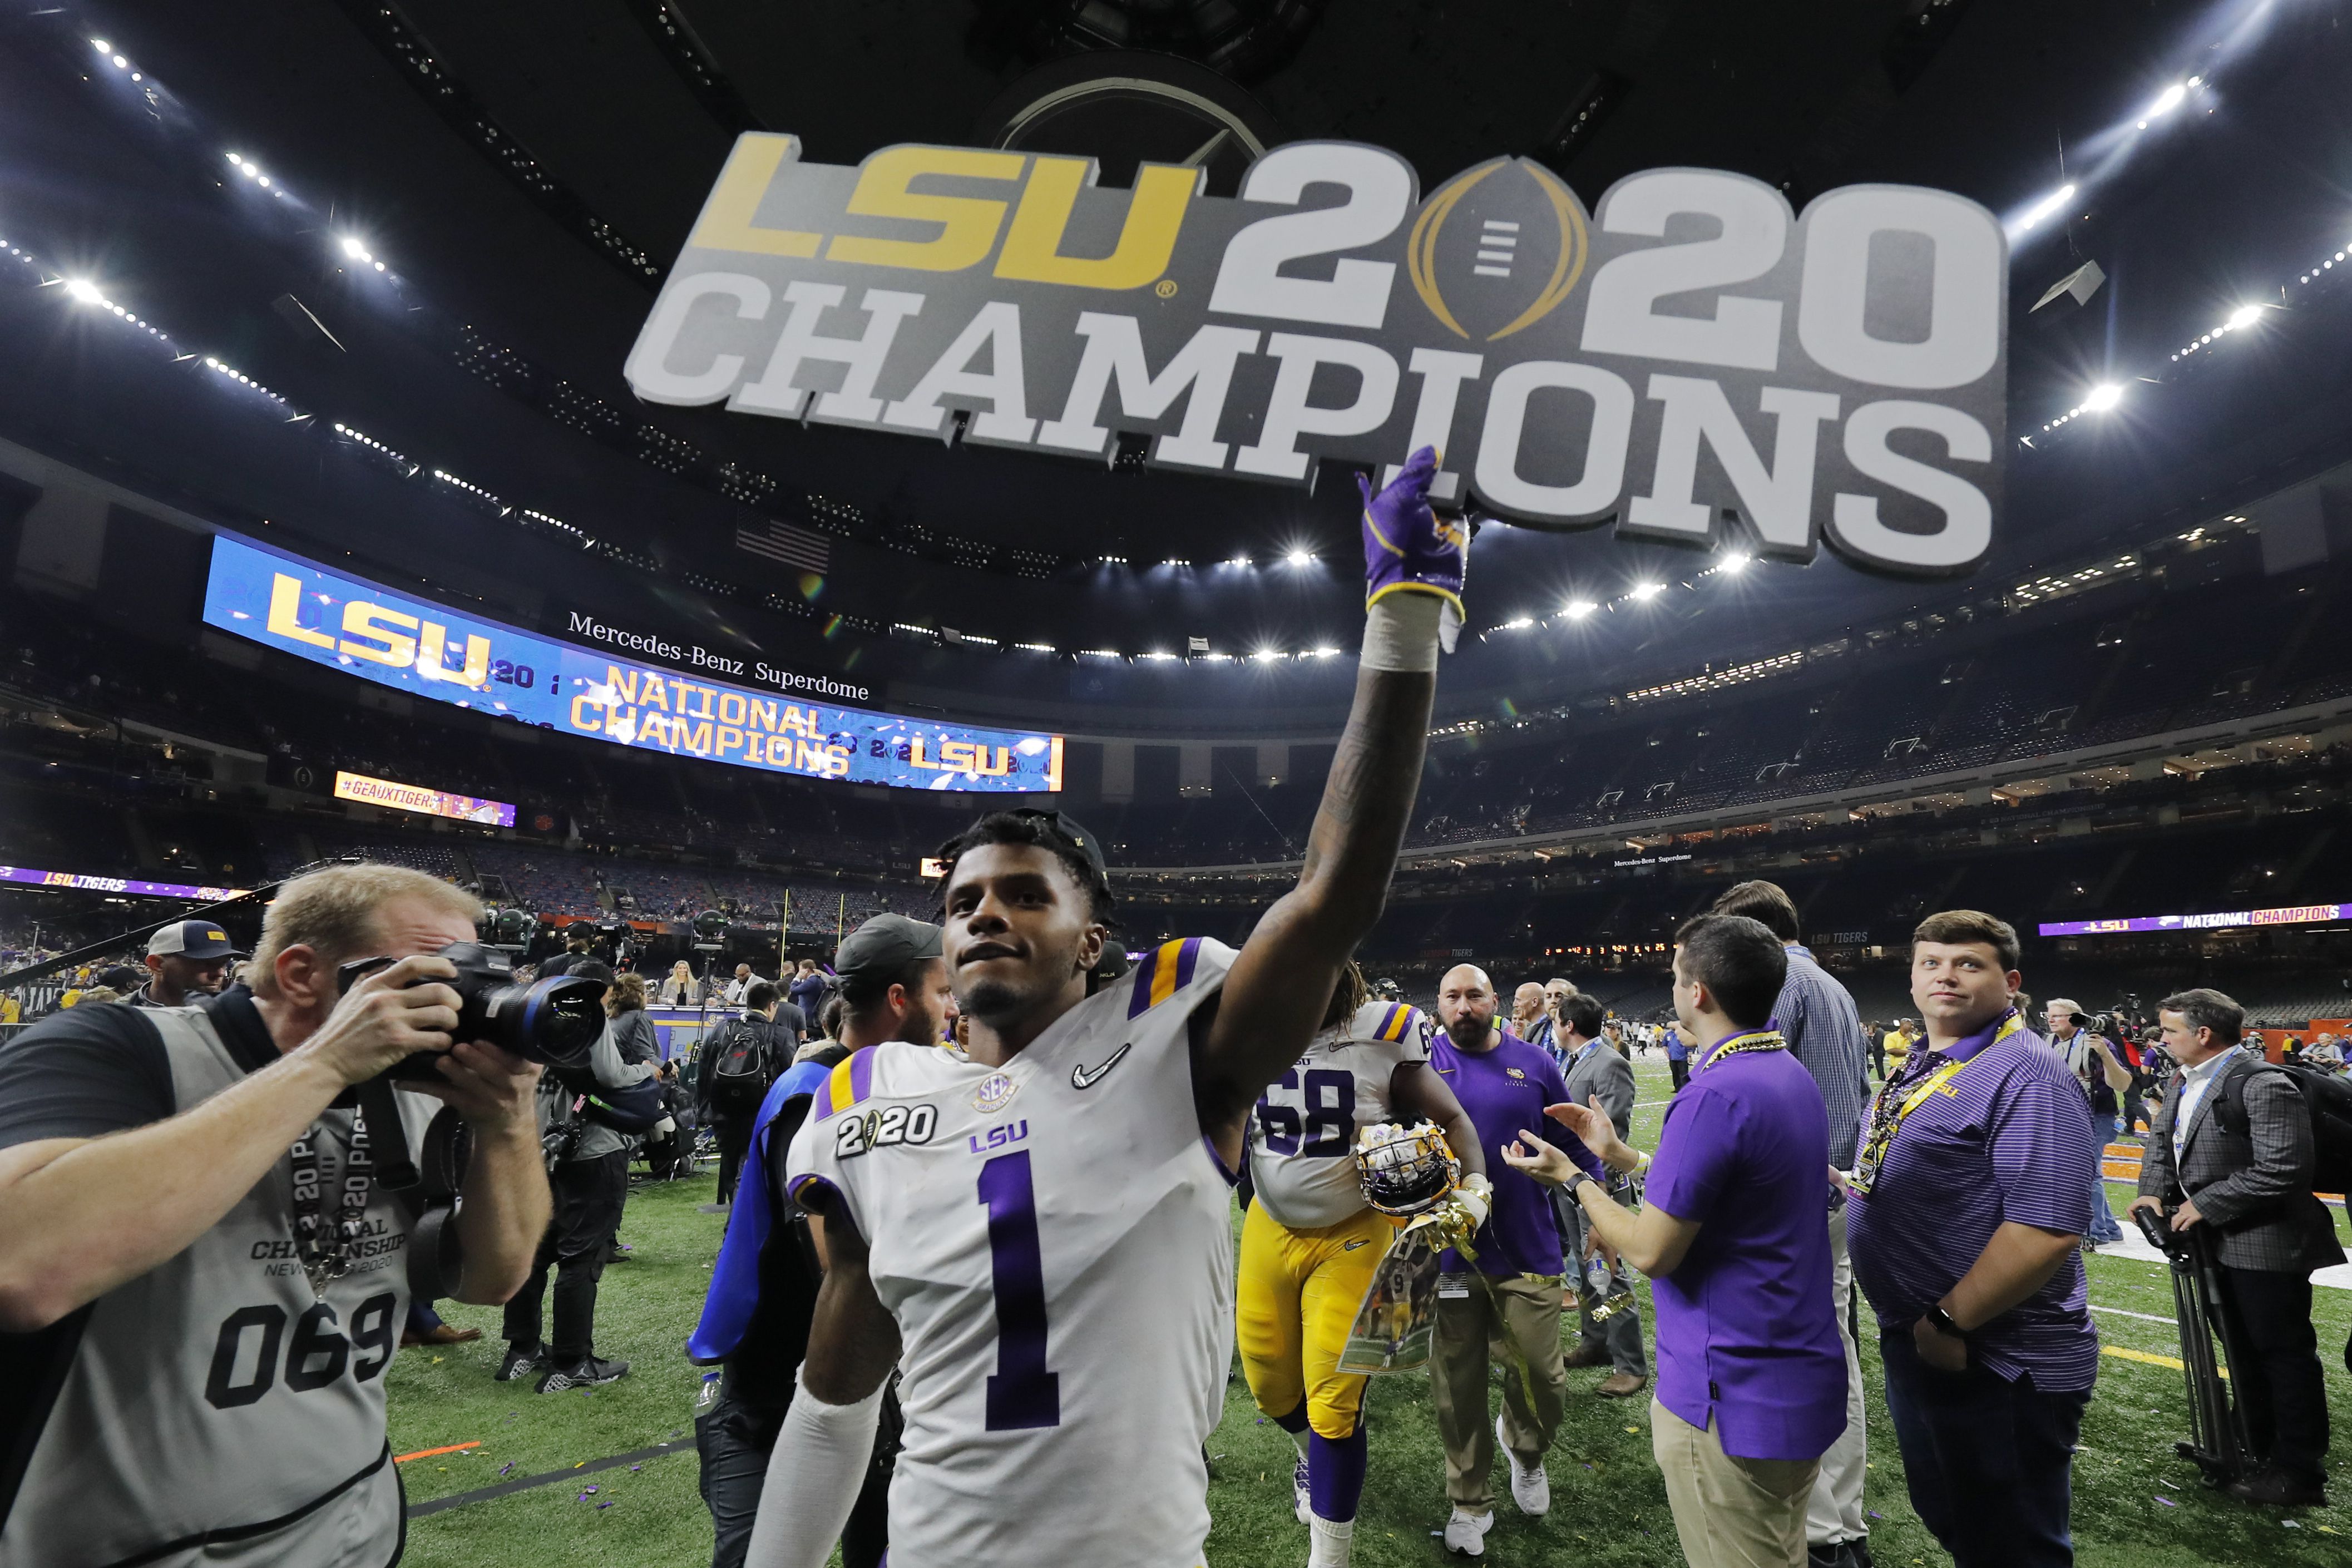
[630,136,2007,578]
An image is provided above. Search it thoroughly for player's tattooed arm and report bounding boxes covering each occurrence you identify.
[796,1196,902,1404]
[1390,1060,1485,1179]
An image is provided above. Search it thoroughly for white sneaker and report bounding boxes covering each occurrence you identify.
[1292,1453,1312,1525]
[1442,1507,1493,1556]
[1496,1413,1550,1516]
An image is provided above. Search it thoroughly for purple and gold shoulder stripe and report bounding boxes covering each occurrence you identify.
[813,1049,878,1121]
[1128,937,1204,1019]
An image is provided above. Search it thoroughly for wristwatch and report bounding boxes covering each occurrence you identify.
[1567,1170,1604,1203]
[1922,1303,1969,1341]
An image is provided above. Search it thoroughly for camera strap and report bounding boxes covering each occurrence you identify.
[289,1105,378,1298]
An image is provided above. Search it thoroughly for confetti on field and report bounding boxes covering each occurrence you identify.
[1869,1511,1883,1520]
[630,1465,643,1472]
[2283,1519,2302,1529]
[1624,1426,1639,1434]
[598,1502,614,1510]
[499,1463,515,1477]
[2156,1496,2176,1507]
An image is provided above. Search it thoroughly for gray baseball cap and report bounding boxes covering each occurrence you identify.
[834,913,943,985]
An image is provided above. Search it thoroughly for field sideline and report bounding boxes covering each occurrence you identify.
[390,1056,2352,1566]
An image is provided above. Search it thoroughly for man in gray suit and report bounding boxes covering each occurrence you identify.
[2132,987,2344,1508]
[1552,991,1649,1397]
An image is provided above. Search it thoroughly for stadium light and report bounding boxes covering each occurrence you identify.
[1249,647,1284,662]
[1227,554,1251,568]
[2083,382,2124,413]
[1629,582,1663,601]
[2226,304,2266,330]
[339,235,371,262]
[64,278,101,304]
[2016,183,2077,233]
[1563,600,1597,619]
[2137,82,2188,128]
[1285,548,1314,567]
[1716,552,1751,574]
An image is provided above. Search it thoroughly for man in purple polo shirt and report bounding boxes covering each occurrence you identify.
[1508,913,1846,1568]
[1847,910,2096,1568]
[1425,963,1573,1558]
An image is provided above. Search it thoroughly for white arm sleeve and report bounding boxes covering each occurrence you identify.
[739,1372,887,1568]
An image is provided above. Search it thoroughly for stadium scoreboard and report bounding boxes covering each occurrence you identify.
[202,537,1063,794]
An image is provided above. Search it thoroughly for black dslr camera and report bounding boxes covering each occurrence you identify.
[338,940,607,1080]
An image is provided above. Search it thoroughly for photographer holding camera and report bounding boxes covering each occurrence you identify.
[0,863,551,1566]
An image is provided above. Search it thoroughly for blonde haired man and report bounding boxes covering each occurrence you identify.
[0,863,550,1565]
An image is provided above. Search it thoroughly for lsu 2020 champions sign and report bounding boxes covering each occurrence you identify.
[627,136,2007,577]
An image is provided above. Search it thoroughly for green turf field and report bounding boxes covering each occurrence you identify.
[391,1056,2352,1566]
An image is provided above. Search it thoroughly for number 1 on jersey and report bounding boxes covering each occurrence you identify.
[977,1151,1061,1431]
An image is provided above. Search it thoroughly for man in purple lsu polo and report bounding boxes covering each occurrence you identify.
[1848,909,2096,1568]
[1508,913,1846,1568]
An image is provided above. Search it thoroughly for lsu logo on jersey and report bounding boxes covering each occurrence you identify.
[834,1101,941,1159]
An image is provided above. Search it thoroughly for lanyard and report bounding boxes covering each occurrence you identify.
[1695,1028,1786,1074]
[289,1106,376,1297]
[1850,1010,2022,1196]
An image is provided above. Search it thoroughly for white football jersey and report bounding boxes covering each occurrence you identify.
[1248,999,1432,1230]
[785,937,1238,1568]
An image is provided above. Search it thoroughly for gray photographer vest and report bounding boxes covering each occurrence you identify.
[0,1007,432,1568]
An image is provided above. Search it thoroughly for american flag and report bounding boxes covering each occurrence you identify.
[735,519,831,573]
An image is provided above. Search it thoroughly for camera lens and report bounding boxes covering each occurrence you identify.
[517,976,606,1067]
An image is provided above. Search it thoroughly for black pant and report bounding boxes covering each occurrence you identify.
[503,1150,628,1362]
[696,1391,891,1568]
[1668,1057,1689,1092]
[715,1120,753,1205]
[2217,1265,2331,1484]
[1869,1039,1886,1080]
[1880,1329,2089,1568]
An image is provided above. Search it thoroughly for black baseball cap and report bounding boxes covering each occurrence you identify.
[835,913,944,985]
[147,920,240,961]
[1004,808,1109,882]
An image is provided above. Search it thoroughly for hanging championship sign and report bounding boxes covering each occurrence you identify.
[629,135,2008,578]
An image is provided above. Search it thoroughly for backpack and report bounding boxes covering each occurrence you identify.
[2215,1058,2352,1196]
[707,1021,777,1112]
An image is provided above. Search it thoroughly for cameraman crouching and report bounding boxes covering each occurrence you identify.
[0,864,549,1566]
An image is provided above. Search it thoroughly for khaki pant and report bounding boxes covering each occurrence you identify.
[1652,1399,1819,1568]
[1429,1272,1567,1510]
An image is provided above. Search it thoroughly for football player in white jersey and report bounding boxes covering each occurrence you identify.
[743,448,1471,1568]
[1239,961,1486,1566]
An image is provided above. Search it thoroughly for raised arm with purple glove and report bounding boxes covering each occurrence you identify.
[1358,446,1467,658]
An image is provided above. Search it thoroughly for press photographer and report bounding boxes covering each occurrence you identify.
[0,864,552,1565]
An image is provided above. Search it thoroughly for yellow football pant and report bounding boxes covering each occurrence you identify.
[1236,1201,1393,1440]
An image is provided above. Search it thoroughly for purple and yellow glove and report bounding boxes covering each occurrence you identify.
[1358,446,1467,655]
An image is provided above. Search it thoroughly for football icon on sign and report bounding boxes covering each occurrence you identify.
[1407,157,1590,343]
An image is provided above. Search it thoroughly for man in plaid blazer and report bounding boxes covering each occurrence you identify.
[2132,987,2344,1508]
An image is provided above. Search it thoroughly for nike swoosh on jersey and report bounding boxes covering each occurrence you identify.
[1342,1238,1371,1250]
[1071,1041,1133,1090]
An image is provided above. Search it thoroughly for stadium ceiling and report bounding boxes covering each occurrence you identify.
[4,0,2351,722]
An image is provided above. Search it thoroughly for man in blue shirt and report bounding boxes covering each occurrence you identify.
[1849,910,2096,1568]
[1664,1020,1689,1092]
[689,915,956,1568]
